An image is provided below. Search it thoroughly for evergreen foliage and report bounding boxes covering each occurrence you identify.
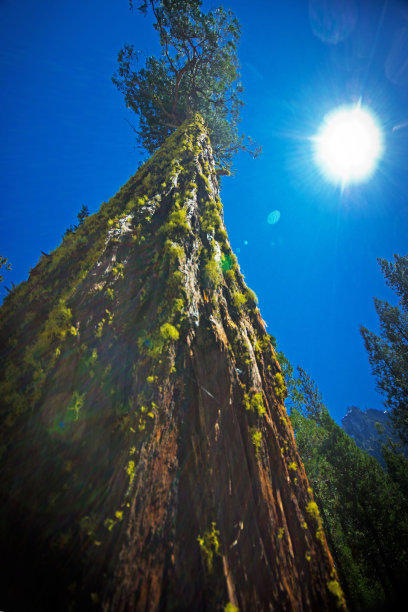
[381,442,408,498]
[360,254,408,445]
[278,354,408,610]
[0,255,12,283]
[63,204,90,237]
[113,0,260,169]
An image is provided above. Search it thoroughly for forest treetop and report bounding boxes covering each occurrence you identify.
[113,0,260,170]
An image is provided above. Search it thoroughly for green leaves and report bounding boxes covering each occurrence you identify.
[113,0,260,169]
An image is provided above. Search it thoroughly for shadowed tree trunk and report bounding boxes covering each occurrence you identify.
[0,114,344,611]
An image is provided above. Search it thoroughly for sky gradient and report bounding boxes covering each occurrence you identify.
[1,0,407,424]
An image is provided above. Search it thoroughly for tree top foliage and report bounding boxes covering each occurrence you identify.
[113,0,260,169]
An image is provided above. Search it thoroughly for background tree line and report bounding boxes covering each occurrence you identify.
[276,254,408,610]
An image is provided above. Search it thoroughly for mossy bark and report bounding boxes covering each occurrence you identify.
[0,115,345,611]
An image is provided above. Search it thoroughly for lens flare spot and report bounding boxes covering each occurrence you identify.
[267,210,281,225]
[309,0,358,44]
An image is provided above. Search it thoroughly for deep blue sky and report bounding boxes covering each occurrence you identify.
[1,0,407,424]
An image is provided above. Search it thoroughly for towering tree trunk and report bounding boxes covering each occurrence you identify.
[0,114,344,611]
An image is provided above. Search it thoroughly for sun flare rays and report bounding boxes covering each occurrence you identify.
[313,104,383,186]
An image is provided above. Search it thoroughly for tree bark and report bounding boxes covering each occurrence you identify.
[0,114,344,611]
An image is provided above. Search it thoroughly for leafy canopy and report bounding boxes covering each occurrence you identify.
[360,255,408,445]
[113,0,260,169]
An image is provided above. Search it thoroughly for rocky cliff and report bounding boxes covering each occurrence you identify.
[0,114,344,611]
[341,406,396,465]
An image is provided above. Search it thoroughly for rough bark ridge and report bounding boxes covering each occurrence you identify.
[0,115,345,611]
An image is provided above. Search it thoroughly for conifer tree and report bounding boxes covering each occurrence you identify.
[0,112,344,612]
[283,359,408,610]
[113,0,260,169]
[361,254,408,445]
[0,255,11,283]
[0,3,342,610]
[64,204,90,237]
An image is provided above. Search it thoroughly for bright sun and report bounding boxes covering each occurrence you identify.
[314,104,383,185]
